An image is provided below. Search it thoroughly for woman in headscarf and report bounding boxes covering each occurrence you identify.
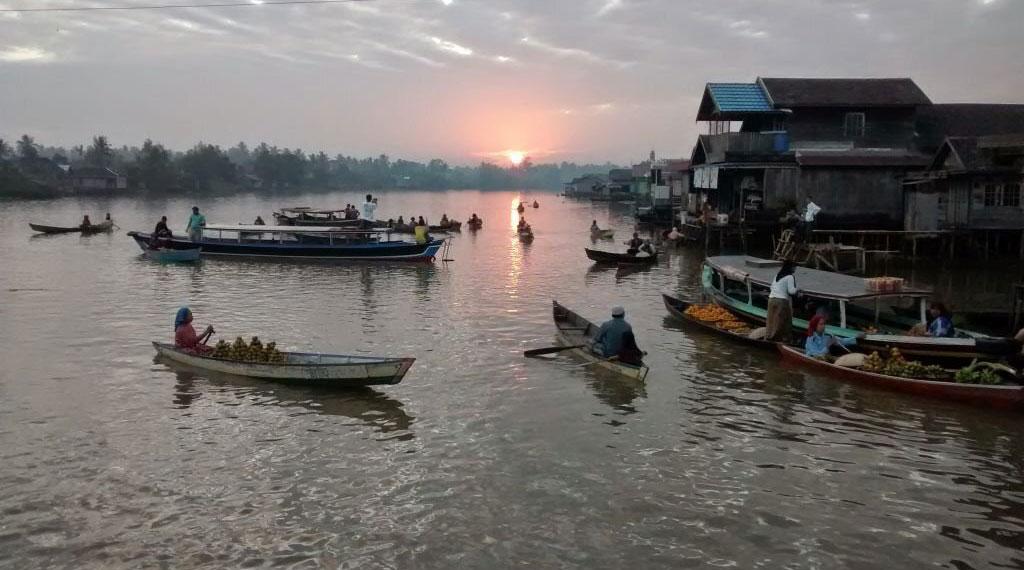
[174,307,214,353]
[766,260,799,342]
[804,314,857,358]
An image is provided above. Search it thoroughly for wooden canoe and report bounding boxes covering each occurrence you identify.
[519,231,534,243]
[552,301,649,381]
[662,294,774,350]
[590,229,615,239]
[778,344,1024,410]
[153,342,414,386]
[30,220,113,234]
[585,248,658,265]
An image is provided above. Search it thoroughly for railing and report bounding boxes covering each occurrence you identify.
[705,132,788,162]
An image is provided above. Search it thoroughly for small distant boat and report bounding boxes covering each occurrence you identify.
[467,219,483,230]
[30,220,114,234]
[532,201,539,209]
[590,228,615,240]
[519,230,534,243]
[552,301,649,381]
[517,205,526,214]
[153,342,415,386]
[143,247,201,263]
[778,344,1024,410]
[585,248,658,265]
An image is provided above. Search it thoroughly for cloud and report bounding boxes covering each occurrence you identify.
[430,36,473,56]
[0,46,56,63]
[596,0,623,17]
[520,36,632,67]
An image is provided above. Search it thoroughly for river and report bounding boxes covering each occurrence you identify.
[1,190,1022,569]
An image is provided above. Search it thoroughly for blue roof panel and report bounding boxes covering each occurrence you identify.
[707,83,773,113]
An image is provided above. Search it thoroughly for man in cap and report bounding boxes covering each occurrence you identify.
[593,306,633,358]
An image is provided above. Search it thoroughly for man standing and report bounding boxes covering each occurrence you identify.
[361,194,377,222]
[593,306,633,358]
[185,206,206,242]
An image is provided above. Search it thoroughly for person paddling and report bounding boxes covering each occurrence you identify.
[174,307,214,353]
[593,306,632,358]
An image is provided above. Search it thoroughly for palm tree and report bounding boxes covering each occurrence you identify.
[85,135,113,167]
[16,134,39,162]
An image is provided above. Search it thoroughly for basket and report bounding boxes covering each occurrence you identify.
[865,277,905,293]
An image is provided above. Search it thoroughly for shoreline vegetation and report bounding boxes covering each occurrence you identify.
[0,134,620,200]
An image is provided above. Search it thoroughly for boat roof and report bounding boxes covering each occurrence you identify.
[204,223,389,233]
[706,255,932,300]
[278,207,347,214]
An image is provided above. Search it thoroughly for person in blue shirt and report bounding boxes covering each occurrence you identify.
[925,302,955,338]
[805,315,857,358]
[593,306,633,357]
[185,206,206,242]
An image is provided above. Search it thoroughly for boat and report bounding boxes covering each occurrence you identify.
[662,294,774,350]
[778,344,1024,410]
[467,219,483,230]
[127,224,444,261]
[590,228,615,240]
[29,220,114,234]
[552,301,649,381]
[585,248,658,265]
[519,230,534,243]
[143,247,201,262]
[153,342,415,387]
[532,201,539,209]
[701,255,1014,362]
[273,207,380,228]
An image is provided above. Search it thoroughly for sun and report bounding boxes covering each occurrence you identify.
[505,151,526,166]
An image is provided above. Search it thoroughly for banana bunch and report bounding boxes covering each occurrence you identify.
[209,335,286,363]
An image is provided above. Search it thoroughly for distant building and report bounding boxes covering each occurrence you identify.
[904,133,1024,232]
[70,166,127,192]
[564,174,607,197]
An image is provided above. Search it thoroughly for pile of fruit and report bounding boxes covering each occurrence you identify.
[684,304,751,334]
[211,336,286,364]
[861,348,946,379]
[955,360,1014,385]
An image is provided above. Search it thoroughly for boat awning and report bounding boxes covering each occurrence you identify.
[204,224,386,233]
[706,255,932,300]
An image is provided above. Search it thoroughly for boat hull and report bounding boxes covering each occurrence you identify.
[590,229,615,239]
[662,294,774,350]
[153,342,414,386]
[143,248,201,262]
[552,301,649,381]
[128,231,443,261]
[585,248,657,265]
[30,221,113,234]
[778,344,1024,410]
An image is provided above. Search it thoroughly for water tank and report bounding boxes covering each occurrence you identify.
[769,131,790,152]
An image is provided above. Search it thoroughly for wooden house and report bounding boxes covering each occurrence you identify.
[904,134,1024,233]
[69,166,128,192]
[690,78,933,228]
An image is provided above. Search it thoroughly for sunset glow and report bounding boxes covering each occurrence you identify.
[505,151,526,166]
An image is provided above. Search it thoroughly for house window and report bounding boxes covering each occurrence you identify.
[1005,183,1022,207]
[843,112,865,137]
[984,184,1001,207]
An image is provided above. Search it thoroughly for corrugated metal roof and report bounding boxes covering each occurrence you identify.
[707,83,773,113]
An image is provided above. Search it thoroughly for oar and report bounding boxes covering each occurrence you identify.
[524,345,586,358]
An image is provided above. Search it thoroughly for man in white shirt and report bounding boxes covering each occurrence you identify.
[798,195,821,242]
[361,194,377,222]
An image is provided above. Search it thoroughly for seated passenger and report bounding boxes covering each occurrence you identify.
[804,315,856,358]
[174,307,214,353]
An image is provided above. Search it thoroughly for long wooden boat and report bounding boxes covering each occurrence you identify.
[30,220,113,234]
[143,247,200,262]
[590,228,615,239]
[153,342,414,386]
[778,344,1024,410]
[662,294,775,350]
[585,248,658,265]
[127,224,444,261]
[552,301,649,381]
[273,208,380,228]
[702,255,1012,362]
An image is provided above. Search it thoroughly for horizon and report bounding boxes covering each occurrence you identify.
[1,0,1023,166]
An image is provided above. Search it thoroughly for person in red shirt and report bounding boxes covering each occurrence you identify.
[174,307,214,353]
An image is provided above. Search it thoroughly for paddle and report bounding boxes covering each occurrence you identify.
[523,345,586,358]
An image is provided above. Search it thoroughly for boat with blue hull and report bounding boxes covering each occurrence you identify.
[127,224,445,261]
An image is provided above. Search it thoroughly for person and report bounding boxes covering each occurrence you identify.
[805,303,830,336]
[185,206,205,242]
[254,215,265,225]
[80,215,92,229]
[154,216,171,238]
[440,213,450,227]
[701,200,714,226]
[362,194,377,222]
[591,220,600,232]
[517,217,528,232]
[105,212,111,222]
[797,195,821,242]
[667,226,681,241]
[532,200,539,208]
[593,306,633,358]
[469,213,481,227]
[925,302,955,338]
[636,240,655,258]
[417,216,426,227]
[617,330,645,366]
[627,232,643,255]
[174,307,214,353]
[804,315,857,358]
[396,215,405,228]
[766,260,798,342]
[517,203,525,213]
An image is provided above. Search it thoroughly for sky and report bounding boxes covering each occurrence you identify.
[1,0,1023,166]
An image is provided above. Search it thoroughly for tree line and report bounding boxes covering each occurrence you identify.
[0,134,619,198]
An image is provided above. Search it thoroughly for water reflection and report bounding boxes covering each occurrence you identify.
[166,368,415,438]
[583,370,647,414]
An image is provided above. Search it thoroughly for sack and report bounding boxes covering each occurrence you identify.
[834,353,866,368]
[748,327,767,340]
